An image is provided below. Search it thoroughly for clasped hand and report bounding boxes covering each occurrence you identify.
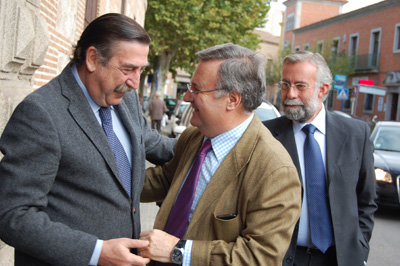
[138,229,180,263]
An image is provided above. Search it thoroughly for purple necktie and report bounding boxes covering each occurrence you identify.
[164,139,212,238]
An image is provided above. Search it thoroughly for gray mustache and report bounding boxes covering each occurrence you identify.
[284,99,304,106]
[115,83,133,93]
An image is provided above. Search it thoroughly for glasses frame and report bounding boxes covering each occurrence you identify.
[186,83,223,95]
[279,81,312,92]
[109,65,146,77]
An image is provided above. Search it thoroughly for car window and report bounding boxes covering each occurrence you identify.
[255,108,279,121]
[372,126,400,152]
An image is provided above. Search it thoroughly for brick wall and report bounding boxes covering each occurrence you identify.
[32,0,85,90]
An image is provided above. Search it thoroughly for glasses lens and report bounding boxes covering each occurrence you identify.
[280,81,289,90]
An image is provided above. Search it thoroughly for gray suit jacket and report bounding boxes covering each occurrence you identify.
[0,63,176,266]
[264,111,377,266]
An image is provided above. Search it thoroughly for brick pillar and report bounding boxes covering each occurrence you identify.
[0,0,49,264]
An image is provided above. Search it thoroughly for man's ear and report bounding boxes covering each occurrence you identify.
[318,83,330,99]
[226,91,242,111]
[85,46,99,73]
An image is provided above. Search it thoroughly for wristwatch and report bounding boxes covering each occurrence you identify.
[171,239,186,264]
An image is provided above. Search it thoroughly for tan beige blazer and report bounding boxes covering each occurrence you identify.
[142,116,301,266]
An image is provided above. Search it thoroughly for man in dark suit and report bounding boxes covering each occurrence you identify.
[263,51,377,266]
[0,13,175,266]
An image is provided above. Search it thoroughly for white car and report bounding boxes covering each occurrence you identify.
[172,101,280,138]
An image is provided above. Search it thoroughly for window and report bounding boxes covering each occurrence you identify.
[316,41,324,53]
[369,28,381,67]
[349,33,359,57]
[363,94,375,113]
[331,38,340,56]
[394,23,400,53]
[286,14,294,31]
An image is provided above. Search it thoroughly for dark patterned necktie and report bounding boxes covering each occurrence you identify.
[303,124,333,253]
[99,107,132,197]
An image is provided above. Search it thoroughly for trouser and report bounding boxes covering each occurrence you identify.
[294,246,337,266]
[151,119,161,133]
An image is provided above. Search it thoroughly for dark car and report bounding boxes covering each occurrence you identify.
[370,121,400,208]
[164,98,177,118]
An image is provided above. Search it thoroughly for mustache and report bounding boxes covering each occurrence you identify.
[284,99,304,106]
[114,83,134,93]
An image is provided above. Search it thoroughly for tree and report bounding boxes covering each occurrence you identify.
[143,0,271,97]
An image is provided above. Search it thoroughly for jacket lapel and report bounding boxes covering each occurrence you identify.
[60,64,125,193]
[325,111,348,186]
[268,117,302,185]
[186,116,262,233]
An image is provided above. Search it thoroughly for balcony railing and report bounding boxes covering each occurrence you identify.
[351,53,379,71]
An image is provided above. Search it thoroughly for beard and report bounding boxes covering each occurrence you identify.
[283,92,320,123]
[114,83,134,93]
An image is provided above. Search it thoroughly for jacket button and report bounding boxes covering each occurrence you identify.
[133,208,137,214]
[286,256,293,263]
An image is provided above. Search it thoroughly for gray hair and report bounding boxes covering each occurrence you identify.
[282,50,332,101]
[196,43,266,112]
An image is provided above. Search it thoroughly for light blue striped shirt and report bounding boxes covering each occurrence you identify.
[71,65,132,265]
[182,113,254,266]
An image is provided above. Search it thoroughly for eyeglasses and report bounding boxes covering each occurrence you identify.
[186,83,223,95]
[279,81,311,92]
[109,65,146,77]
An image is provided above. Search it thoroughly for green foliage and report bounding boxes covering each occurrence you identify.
[315,39,356,81]
[145,0,271,74]
[265,45,291,86]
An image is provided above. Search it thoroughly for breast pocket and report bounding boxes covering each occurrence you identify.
[212,213,241,243]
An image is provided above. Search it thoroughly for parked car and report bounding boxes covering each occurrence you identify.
[172,101,280,138]
[255,101,281,121]
[332,110,353,119]
[162,101,190,137]
[164,98,177,118]
[370,121,400,209]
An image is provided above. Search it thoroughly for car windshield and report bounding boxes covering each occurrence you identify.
[372,126,400,152]
[255,108,278,121]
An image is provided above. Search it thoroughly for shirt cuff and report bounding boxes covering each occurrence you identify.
[182,240,193,266]
[89,239,103,265]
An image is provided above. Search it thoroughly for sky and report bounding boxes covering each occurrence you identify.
[262,0,385,36]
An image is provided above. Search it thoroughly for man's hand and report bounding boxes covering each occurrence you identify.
[139,229,180,263]
[98,238,150,266]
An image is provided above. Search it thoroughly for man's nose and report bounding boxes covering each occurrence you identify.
[286,86,298,99]
[183,89,193,102]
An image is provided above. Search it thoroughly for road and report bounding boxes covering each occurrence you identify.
[368,207,400,266]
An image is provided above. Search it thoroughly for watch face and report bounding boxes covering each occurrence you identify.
[172,248,183,264]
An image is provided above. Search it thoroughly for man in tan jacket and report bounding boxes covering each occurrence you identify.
[140,43,301,266]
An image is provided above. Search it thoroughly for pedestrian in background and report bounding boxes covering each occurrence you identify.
[139,43,301,266]
[0,13,175,266]
[149,91,167,133]
[264,50,376,266]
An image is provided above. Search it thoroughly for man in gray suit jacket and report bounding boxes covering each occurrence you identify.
[263,51,376,266]
[0,13,175,266]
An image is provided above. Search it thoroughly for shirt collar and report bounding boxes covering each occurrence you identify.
[207,113,254,162]
[293,104,326,135]
[71,64,113,113]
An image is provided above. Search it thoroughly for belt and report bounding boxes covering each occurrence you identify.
[297,245,333,255]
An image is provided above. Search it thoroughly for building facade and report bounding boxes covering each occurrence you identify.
[282,0,400,122]
[0,0,147,264]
